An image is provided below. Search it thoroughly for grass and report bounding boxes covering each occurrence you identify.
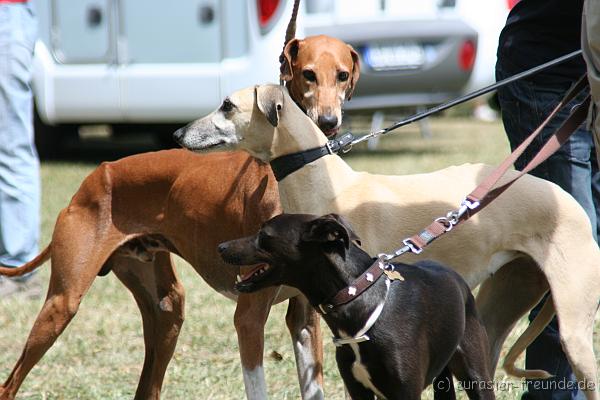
[0,116,597,399]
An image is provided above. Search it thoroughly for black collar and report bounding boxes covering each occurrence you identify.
[269,133,354,181]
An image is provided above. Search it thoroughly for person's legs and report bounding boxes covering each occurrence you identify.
[582,0,600,169]
[0,3,40,288]
[497,62,595,400]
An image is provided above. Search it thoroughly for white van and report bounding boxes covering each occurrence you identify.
[33,0,296,155]
[33,0,500,156]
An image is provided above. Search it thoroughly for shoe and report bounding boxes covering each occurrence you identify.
[0,275,43,299]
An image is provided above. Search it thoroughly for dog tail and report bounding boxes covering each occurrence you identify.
[502,295,555,379]
[279,0,301,82]
[0,244,51,277]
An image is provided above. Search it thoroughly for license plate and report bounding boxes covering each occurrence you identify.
[363,44,426,71]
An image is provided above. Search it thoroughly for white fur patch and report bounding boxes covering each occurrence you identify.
[339,329,386,399]
[293,328,325,400]
[242,366,268,400]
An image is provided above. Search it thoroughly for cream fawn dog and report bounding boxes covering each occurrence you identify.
[175,84,600,399]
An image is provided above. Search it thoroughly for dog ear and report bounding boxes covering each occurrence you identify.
[255,85,284,127]
[302,214,361,250]
[280,38,300,82]
[346,45,361,100]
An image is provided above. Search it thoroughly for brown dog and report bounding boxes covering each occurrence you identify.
[281,35,360,137]
[0,18,361,400]
[0,150,308,400]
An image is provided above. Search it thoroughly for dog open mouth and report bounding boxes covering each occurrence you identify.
[235,263,274,290]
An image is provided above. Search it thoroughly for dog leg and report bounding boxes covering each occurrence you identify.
[548,273,600,400]
[0,225,113,399]
[0,281,91,399]
[449,296,495,400]
[433,367,457,400]
[234,289,278,400]
[112,252,185,400]
[286,295,324,400]
[475,258,548,370]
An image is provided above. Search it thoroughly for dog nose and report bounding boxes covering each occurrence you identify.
[173,127,185,144]
[217,242,228,254]
[318,114,338,131]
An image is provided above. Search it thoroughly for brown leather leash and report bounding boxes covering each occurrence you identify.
[401,74,590,256]
[318,74,590,314]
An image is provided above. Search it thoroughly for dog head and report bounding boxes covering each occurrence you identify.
[280,35,360,137]
[218,213,361,294]
[174,84,327,161]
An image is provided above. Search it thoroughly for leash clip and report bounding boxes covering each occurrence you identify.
[462,196,480,210]
[338,132,355,153]
[435,216,454,232]
[457,196,480,219]
[402,238,423,254]
[328,132,355,154]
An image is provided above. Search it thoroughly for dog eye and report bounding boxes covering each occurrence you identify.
[338,71,349,82]
[258,232,271,250]
[303,70,317,82]
[220,98,234,113]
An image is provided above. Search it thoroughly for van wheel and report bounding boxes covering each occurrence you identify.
[34,109,79,159]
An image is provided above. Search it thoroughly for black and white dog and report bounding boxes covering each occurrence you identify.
[218,213,495,400]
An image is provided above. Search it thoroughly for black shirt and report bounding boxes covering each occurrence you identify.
[497,0,586,85]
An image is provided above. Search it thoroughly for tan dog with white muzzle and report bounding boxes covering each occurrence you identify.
[175,84,600,399]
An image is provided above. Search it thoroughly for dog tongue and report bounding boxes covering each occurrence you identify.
[240,264,267,281]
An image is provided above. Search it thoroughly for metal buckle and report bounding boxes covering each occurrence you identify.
[402,238,423,254]
[462,196,480,210]
[325,141,335,155]
[377,253,392,263]
[435,217,454,232]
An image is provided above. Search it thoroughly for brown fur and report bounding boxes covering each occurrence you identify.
[0,150,321,400]
[281,35,360,136]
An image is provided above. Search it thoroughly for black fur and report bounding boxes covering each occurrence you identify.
[219,213,495,400]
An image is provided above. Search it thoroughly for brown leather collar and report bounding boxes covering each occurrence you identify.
[318,258,386,314]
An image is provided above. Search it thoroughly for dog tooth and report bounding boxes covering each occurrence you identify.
[236,274,242,283]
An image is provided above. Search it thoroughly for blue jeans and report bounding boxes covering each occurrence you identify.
[0,2,40,270]
[497,61,600,400]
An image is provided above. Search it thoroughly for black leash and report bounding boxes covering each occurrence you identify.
[270,49,585,181]
[352,49,583,144]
